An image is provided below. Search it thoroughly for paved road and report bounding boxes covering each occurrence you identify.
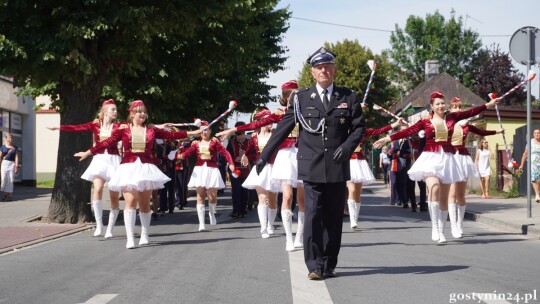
[1,187,539,304]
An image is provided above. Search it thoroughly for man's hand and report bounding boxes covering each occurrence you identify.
[333,146,348,162]
[255,158,267,175]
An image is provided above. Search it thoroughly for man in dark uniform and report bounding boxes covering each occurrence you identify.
[256,47,365,280]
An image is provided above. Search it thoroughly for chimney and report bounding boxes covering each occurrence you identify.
[425,60,439,82]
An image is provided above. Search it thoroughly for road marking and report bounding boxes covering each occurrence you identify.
[76,294,118,304]
[288,249,333,304]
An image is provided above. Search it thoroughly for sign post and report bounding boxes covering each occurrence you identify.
[509,26,540,218]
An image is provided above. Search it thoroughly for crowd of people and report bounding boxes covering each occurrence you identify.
[46,46,540,282]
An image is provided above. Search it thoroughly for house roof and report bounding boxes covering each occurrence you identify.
[391,72,486,113]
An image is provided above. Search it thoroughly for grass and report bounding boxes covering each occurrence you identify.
[37,180,54,188]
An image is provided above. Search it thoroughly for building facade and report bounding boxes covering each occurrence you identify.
[0,76,36,186]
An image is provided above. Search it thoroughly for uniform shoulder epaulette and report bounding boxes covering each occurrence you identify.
[210,137,221,143]
[147,123,155,128]
[275,108,285,115]
[92,119,100,124]
[118,124,128,130]
[192,139,200,144]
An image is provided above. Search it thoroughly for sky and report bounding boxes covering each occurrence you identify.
[231,0,540,123]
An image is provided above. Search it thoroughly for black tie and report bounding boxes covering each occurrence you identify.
[322,89,329,111]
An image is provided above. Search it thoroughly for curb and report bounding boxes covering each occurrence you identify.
[0,225,91,255]
[465,210,540,239]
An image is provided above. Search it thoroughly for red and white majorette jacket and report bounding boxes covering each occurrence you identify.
[61,120,122,155]
[90,124,188,165]
[236,108,299,151]
[451,122,496,156]
[249,132,278,164]
[389,105,487,153]
[180,138,234,168]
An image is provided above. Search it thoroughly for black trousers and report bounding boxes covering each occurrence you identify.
[230,175,247,215]
[159,167,175,211]
[303,181,347,272]
[390,171,399,204]
[175,169,185,206]
[417,180,427,203]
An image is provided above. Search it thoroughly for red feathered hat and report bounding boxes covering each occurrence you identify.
[430,91,445,100]
[128,100,145,111]
[281,80,298,91]
[254,109,271,120]
[101,99,115,107]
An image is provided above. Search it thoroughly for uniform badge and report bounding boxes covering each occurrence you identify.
[310,93,316,99]
[338,103,348,108]
[340,117,346,124]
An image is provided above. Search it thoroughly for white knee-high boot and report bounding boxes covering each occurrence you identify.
[92,200,104,237]
[347,199,357,229]
[209,203,217,225]
[196,204,206,231]
[124,209,137,249]
[457,204,466,235]
[294,211,304,248]
[355,202,361,222]
[138,212,152,245]
[267,207,277,235]
[448,203,461,238]
[437,208,448,243]
[428,201,440,241]
[104,209,120,239]
[257,204,269,238]
[281,209,294,251]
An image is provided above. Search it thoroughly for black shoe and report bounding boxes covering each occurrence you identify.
[397,202,402,206]
[324,268,337,278]
[151,213,159,220]
[308,269,323,280]
[168,210,174,214]
[390,202,396,206]
[403,203,409,208]
[419,203,428,212]
[178,206,184,210]
[411,208,417,212]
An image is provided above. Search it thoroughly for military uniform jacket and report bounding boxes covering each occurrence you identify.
[260,84,365,183]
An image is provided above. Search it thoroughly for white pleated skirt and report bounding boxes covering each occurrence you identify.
[187,163,225,189]
[243,164,280,192]
[271,147,302,188]
[454,153,479,182]
[349,159,375,184]
[108,158,170,192]
[81,153,121,182]
[407,147,464,184]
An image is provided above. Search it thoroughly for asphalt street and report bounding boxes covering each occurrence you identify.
[1,188,539,304]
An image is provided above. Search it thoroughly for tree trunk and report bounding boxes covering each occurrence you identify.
[47,84,103,224]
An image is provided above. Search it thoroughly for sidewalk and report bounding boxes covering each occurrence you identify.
[1,182,539,254]
[0,187,89,254]
[366,181,540,239]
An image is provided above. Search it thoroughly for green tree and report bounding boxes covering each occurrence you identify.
[470,44,528,105]
[0,1,288,223]
[385,10,482,90]
[298,39,399,129]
